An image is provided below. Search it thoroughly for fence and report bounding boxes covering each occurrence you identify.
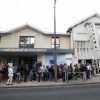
[64,72,90,82]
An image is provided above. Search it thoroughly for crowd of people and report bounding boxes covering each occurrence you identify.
[0,62,98,85]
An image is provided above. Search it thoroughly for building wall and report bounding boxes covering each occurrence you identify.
[0,28,70,49]
[72,17,100,42]
[0,26,72,66]
[72,17,100,33]
[71,15,100,65]
[0,28,43,48]
[60,35,70,49]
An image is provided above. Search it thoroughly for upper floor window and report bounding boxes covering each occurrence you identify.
[19,36,35,48]
[52,37,60,48]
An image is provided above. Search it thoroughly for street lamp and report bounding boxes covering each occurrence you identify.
[54,0,57,82]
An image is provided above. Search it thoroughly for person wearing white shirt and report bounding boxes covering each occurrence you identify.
[6,66,14,85]
[86,64,91,79]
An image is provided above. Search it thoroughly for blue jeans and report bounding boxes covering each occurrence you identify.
[29,73,33,81]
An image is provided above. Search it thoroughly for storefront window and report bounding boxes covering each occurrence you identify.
[19,36,35,48]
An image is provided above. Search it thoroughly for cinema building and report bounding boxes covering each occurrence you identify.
[0,25,74,66]
[67,13,100,68]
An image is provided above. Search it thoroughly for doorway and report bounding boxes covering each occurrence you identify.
[86,59,92,64]
[19,55,37,66]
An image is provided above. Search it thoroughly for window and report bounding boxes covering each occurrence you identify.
[51,37,60,48]
[19,36,35,48]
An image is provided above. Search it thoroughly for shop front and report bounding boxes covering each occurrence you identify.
[0,48,46,66]
[0,48,74,67]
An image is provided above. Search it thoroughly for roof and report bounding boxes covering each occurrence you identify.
[67,13,100,32]
[47,32,70,36]
[0,24,46,34]
[0,24,69,36]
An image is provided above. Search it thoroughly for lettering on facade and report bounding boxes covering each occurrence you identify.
[0,48,46,52]
[90,23,99,50]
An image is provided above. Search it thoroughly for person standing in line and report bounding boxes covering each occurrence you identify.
[32,65,37,83]
[73,64,79,80]
[62,63,68,82]
[29,68,33,82]
[13,64,17,80]
[83,64,87,81]
[48,65,54,81]
[86,63,91,79]
[6,66,14,85]
[41,65,45,81]
[24,64,29,82]
[92,63,97,77]
[37,66,42,82]
[16,65,21,83]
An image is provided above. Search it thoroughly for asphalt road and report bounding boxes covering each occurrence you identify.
[0,84,100,100]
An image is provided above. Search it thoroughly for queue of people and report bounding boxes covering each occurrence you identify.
[0,62,98,85]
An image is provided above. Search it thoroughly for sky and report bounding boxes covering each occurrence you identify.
[0,0,100,33]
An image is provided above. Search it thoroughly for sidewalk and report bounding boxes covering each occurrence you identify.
[0,74,100,88]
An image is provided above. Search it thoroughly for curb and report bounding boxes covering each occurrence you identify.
[0,82,100,88]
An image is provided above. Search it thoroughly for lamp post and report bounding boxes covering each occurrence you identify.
[54,0,57,82]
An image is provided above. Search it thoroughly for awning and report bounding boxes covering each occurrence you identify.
[0,48,74,55]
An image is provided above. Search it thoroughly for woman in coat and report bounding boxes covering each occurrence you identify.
[6,66,14,85]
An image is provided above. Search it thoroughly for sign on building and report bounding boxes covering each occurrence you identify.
[90,23,99,50]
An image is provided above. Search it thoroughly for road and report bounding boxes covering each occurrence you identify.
[0,84,100,100]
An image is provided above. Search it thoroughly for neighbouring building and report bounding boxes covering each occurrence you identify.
[67,13,100,68]
[0,24,74,67]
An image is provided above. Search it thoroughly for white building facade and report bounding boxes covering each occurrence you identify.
[67,14,100,68]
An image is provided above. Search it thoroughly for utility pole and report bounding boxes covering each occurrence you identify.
[54,0,57,82]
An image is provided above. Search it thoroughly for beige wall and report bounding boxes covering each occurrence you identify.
[60,35,70,49]
[0,28,43,48]
[41,35,70,49]
[0,27,70,49]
